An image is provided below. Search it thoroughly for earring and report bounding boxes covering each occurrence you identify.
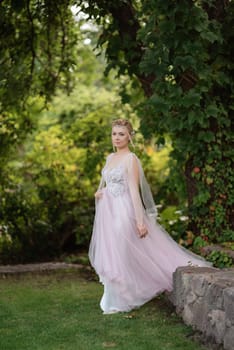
[112,144,116,152]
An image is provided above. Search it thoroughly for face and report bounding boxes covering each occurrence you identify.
[112,126,130,150]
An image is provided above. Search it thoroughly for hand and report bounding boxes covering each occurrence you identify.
[137,223,148,238]
[94,189,103,200]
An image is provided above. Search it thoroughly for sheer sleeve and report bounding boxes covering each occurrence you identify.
[126,154,146,226]
[97,175,105,191]
[97,153,114,190]
[126,153,158,225]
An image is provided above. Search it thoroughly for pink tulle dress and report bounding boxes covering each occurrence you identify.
[89,152,211,314]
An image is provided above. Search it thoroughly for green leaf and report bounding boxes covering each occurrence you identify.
[174,55,196,70]
[200,30,219,43]
[150,95,169,114]
[188,111,197,126]
[198,131,215,142]
[182,91,201,108]
[206,104,219,117]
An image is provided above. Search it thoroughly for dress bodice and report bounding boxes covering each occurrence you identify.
[102,165,127,197]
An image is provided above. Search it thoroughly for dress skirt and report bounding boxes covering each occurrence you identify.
[89,185,211,314]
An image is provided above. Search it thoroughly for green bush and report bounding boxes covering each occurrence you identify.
[207,250,233,269]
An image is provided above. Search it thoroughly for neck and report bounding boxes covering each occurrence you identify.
[115,147,130,155]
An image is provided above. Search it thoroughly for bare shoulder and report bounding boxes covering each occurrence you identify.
[126,152,141,169]
[106,152,115,160]
[129,152,140,162]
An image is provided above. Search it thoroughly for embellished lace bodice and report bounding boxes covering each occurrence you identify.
[97,152,157,226]
[102,165,127,197]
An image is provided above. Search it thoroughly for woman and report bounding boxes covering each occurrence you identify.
[89,119,211,314]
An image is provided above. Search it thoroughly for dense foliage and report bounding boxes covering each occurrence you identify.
[0,0,78,207]
[0,0,77,111]
[0,40,171,262]
[0,0,233,263]
[80,0,234,246]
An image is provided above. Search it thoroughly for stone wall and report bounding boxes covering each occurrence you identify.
[169,266,234,350]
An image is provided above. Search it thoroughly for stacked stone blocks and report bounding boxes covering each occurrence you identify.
[171,266,234,350]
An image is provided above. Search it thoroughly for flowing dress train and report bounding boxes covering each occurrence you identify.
[89,152,212,314]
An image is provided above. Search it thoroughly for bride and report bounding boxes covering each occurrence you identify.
[89,119,211,314]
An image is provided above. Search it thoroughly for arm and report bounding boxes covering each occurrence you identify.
[95,153,114,200]
[94,178,105,199]
[126,154,148,237]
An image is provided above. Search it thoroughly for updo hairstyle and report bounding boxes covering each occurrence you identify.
[111,119,135,136]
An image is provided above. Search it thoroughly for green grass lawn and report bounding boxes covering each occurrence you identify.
[0,268,207,350]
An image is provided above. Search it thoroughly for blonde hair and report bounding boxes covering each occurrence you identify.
[112,119,135,149]
[111,119,134,136]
